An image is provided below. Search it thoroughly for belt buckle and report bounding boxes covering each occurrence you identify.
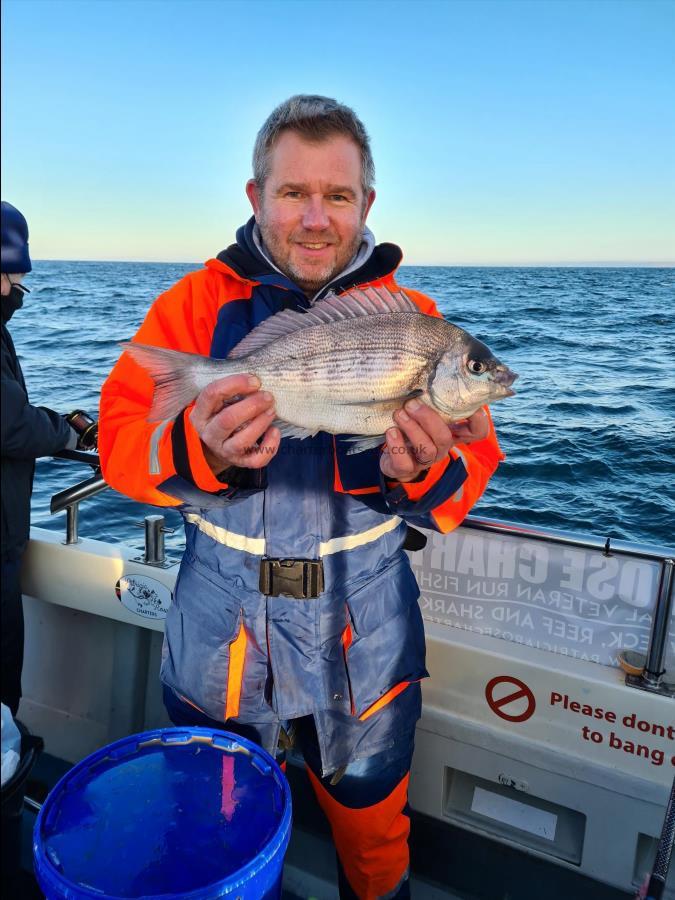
[259,558,324,599]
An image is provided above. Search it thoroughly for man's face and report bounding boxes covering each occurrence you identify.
[246,131,375,295]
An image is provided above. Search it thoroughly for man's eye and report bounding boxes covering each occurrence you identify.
[284,191,303,199]
[329,194,348,203]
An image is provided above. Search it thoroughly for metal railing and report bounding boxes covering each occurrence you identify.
[50,450,108,544]
[45,452,674,695]
[49,450,173,566]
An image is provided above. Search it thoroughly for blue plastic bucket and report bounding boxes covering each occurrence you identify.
[33,727,292,899]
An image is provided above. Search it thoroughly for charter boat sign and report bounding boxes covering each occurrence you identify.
[409,522,671,667]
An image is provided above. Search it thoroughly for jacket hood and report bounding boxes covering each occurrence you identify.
[216,217,403,300]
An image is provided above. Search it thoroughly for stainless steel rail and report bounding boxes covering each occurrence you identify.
[51,474,109,515]
[46,453,674,692]
[48,451,178,565]
[50,451,108,544]
[463,515,674,564]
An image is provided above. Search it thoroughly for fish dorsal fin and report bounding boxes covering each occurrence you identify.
[227,285,418,359]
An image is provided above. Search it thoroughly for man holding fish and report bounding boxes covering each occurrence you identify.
[99,95,515,899]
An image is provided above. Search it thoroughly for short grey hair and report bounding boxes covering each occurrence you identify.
[252,95,375,194]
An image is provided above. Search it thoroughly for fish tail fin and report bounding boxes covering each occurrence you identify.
[120,342,227,421]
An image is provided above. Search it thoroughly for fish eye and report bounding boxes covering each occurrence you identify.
[468,359,487,375]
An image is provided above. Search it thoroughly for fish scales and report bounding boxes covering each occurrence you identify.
[246,314,452,405]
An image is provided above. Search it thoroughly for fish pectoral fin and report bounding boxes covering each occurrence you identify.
[273,420,318,441]
[343,435,387,455]
[342,389,424,407]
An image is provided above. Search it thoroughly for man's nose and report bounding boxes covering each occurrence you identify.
[302,197,330,230]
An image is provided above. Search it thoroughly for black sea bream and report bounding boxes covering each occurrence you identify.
[122,286,518,453]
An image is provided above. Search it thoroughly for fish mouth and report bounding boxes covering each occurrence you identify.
[492,366,518,395]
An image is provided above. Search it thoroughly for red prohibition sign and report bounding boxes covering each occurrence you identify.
[485,675,536,723]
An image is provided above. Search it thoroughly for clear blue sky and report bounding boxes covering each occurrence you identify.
[2,0,674,265]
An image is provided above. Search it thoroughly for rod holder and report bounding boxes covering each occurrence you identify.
[65,505,80,545]
[625,558,674,697]
[645,559,674,677]
[134,515,174,567]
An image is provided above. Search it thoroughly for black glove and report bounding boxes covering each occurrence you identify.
[65,410,98,451]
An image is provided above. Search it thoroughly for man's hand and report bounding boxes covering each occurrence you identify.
[189,375,280,474]
[380,403,490,483]
[381,399,455,482]
[449,408,490,444]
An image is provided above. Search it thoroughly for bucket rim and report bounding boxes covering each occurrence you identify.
[32,726,292,900]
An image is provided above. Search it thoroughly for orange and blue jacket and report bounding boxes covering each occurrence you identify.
[99,218,504,774]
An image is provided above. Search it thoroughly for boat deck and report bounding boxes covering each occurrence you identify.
[12,513,673,898]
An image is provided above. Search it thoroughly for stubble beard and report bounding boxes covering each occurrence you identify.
[257,212,364,296]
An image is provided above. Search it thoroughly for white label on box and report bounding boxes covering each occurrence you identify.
[470,787,558,841]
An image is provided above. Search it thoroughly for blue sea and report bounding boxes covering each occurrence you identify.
[11,261,674,553]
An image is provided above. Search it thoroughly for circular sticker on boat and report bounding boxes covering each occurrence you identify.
[485,675,536,723]
[115,575,172,620]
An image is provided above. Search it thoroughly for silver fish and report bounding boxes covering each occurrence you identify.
[122,285,517,454]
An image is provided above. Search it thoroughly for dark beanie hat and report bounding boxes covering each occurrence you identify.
[1,202,32,273]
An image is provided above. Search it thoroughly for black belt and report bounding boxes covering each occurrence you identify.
[259,558,325,599]
[258,526,425,598]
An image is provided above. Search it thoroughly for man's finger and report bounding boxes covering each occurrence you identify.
[449,423,473,443]
[221,407,277,457]
[394,409,445,465]
[381,428,417,479]
[193,374,261,420]
[450,408,489,444]
[229,425,281,469]
[210,391,274,437]
[401,399,455,457]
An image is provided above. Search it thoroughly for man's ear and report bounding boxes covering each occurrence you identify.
[246,179,261,218]
[362,189,376,221]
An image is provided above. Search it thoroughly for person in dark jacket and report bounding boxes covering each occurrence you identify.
[1,201,81,715]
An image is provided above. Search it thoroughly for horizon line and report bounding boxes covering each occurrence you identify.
[32,258,675,268]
